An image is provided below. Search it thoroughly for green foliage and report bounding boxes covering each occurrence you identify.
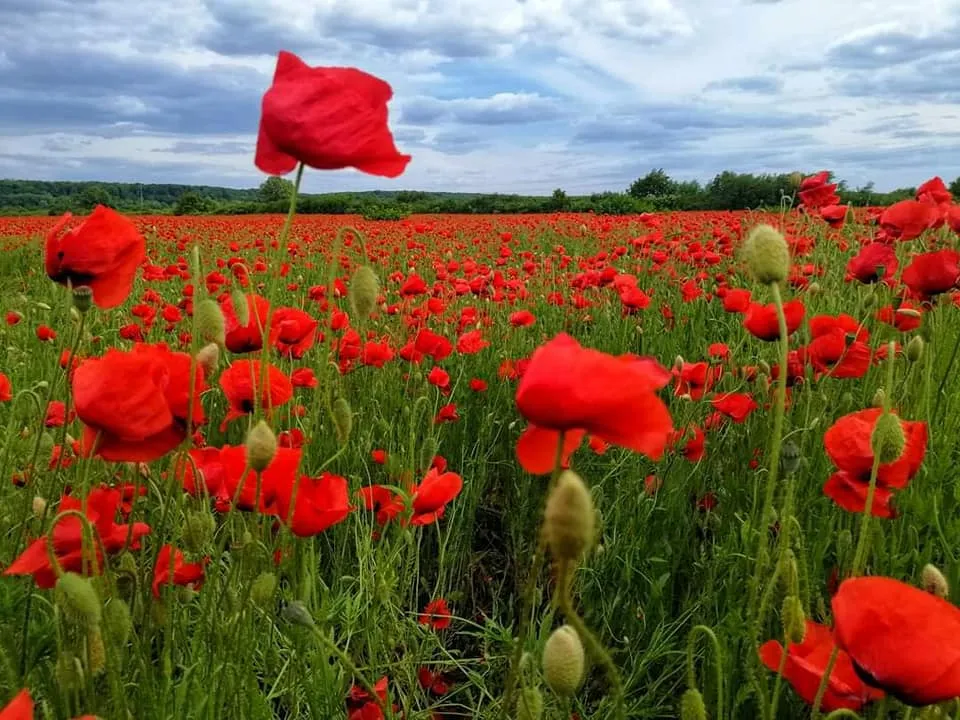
[173,191,214,216]
[258,176,295,203]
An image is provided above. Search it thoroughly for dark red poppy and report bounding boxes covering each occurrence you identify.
[515,334,673,465]
[822,408,927,518]
[846,243,898,284]
[72,344,205,462]
[221,293,270,354]
[256,51,410,178]
[44,206,145,309]
[419,598,452,630]
[219,360,293,427]
[901,250,960,298]
[272,471,352,537]
[270,307,318,358]
[743,299,805,341]
[759,620,884,712]
[833,576,960,706]
[152,544,207,598]
[880,200,939,241]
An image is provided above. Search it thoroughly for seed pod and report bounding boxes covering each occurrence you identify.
[250,572,277,610]
[543,471,595,563]
[55,573,103,631]
[195,299,226,346]
[871,412,905,464]
[349,265,380,320]
[331,397,352,446]
[517,686,544,720]
[680,688,707,720]
[743,225,789,285]
[780,439,801,476]
[246,420,278,472]
[72,286,93,314]
[282,600,315,629]
[782,595,806,644]
[542,625,585,697]
[922,564,949,599]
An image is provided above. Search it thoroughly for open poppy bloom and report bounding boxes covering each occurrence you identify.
[219,360,293,428]
[221,293,270,354]
[798,171,840,209]
[759,620,884,711]
[256,51,410,178]
[410,468,463,525]
[0,690,32,720]
[269,306,318,358]
[152,544,207,598]
[45,205,145,309]
[822,408,927,518]
[271,471,353,537]
[845,243,897,284]
[419,597,452,630]
[72,343,206,462]
[514,333,673,473]
[901,249,960,299]
[833,576,960,706]
[178,445,302,513]
[880,200,940,241]
[711,392,758,423]
[743,299,805,341]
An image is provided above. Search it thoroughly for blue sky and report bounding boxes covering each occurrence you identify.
[1,0,960,194]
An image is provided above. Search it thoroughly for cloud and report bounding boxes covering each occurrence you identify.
[400,93,564,126]
[705,75,783,95]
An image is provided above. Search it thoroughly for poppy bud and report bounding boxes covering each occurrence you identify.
[87,626,106,675]
[282,600,315,629]
[419,436,438,473]
[195,298,226,346]
[542,625,584,697]
[231,288,250,327]
[871,388,885,408]
[103,598,132,648]
[922,564,949,599]
[859,290,877,312]
[196,342,220,375]
[758,360,771,377]
[250,572,277,610]
[871,412,905,464]
[780,439,801,476]
[779,550,800,595]
[544,471,595,563]
[183,510,215,553]
[72,285,93,314]
[349,265,380,320]
[674,355,685,372]
[32,496,47,519]
[743,224,789,285]
[191,245,201,281]
[332,397,352,446]
[246,420,277,472]
[806,281,821,296]
[906,335,925,363]
[55,651,84,693]
[55,573,102,631]
[680,688,707,720]
[782,595,806,644]
[517,686,544,720]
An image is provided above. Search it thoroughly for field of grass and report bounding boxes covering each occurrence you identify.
[1,193,960,719]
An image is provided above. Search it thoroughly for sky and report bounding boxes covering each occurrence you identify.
[1,0,960,195]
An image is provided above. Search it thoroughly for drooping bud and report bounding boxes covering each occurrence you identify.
[419,436,438,473]
[743,225,790,285]
[282,600,315,629]
[32,496,47,519]
[250,572,277,610]
[871,412,905,464]
[195,298,226,346]
[349,265,380,320]
[183,510,215,553]
[102,598,132,648]
[779,550,800,595]
[231,289,250,327]
[782,595,806,644]
[196,342,220,375]
[906,335,925,363]
[680,688,707,720]
[331,397,352,446]
[72,286,93,314]
[543,471,595,563]
[55,573,103,630]
[922,564,949,598]
[517,686,544,720]
[542,625,584,697]
[246,420,277,472]
[87,626,106,675]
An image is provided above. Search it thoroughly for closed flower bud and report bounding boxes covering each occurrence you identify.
[517,686,544,720]
[758,360,771,377]
[860,290,877,312]
[871,412,905,464]
[195,299,226,346]
[183,510,216,552]
[780,439,801,476]
[906,335,925,363]
[72,285,93,314]
[231,288,250,327]
[782,595,806,644]
[331,397,352,446]
[87,626,106,675]
[680,688,707,720]
[250,572,277,610]
[55,652,84,693]
[779,550,800,595]
[922,563,949,598]
[871,388,885,408]
[103,598,132,648]
[743,224,790,285]
[32,496,47,519]
[191,245,201,281]
[282,600,315,629]
[806,281,821,296]
[544,471,595,563]
[246,420,277,472]
[349,265,380,320]
[55,573,103,630]
[419,436,438,473]
[196,342,220,375]
[542,625,584,697]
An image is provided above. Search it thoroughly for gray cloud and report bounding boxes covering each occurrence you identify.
[400,94,564,126]
[705,75,783,94]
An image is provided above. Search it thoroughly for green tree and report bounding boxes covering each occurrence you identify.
[76,184,113,212]
[950,176,960,199]
[174,192,211,216]
[548,188,569,211]
[259,176,295,203]
[628,169,675,199]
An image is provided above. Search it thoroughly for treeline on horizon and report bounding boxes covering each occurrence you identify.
[1,169,955,218]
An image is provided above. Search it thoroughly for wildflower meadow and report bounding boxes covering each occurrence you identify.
[4,50,960,720]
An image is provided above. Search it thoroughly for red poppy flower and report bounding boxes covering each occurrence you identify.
[515,425,586,474]
[5,311,21,326]
[44,206,145,309]
[711,392,758,423]
[457,329,489,354]
[152,544,207,598]
[846,243,898,284]
[0,690,32,720]
[917,176,953,206]
[435,403,459,423]
[673,361,720,401]
[362,340,394,367]
[221,293,270,354]
[414,329,452,361]
[272,472,352,537]
[469,378,488,392]
[219,360,293,427]
[371,449,387,465]
[902,249,960,298]
[255,51,410,178]
[759,620,884,712]
[822,408,927,518]
[36,325,56,342]
[178,445,302,513]
[419,598,452,630]
[270,307,318,358]
[820,204,848,228]
[798,171,840,209]
[833,576,960,706]
[346,676,394,720]
[509,310,536,327]
[515,334,673,465]
[418,666,451,696]
[359,485,405,526]
[0,373,11,403]
[411,468,463,525]
[743,299,805,341]
[290,367,318,388]
[722,288,752,313]
[427,366,450,389]
[880,200,939,241]
[44,400,74,428]
[4,487,151,588]
[73,344,205,462]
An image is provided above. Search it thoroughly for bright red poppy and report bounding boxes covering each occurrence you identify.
[152,544,207,598]
[798,171,840,209]
[0,690,32,720]
[270,307,318,358]
[221,293,270,354]
[219,360,293,427]
[711,392,758,423]
[901,249,960,299]
[743,299,805,341]
[880,200,939,241]
[845,243,897,284]
[411,468,463,525]
[0,373,11,403]
[272,472,352,537]
[419,598,452,630]
[178,445,302,513]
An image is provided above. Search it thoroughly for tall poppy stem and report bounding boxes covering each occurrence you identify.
[686,624,724,720]
[810,646,840,719]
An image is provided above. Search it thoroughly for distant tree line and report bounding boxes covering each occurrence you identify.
[1,172,954,218]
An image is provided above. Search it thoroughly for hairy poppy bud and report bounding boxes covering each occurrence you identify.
[32,496,47,520]
[55,573,102,630]
[906,335,925,363]
[191,245,201,281]
[871,412,905,464]
[781,439,801,476]
[103,598,132,648]
[231,288,250,327]
[246,420,277,472]
[87,626,106,675]
[195,299,226,346]
[779,550,800,595]
[517,686,544,720]
[859,290,877,312]
[250,572,277,610]
[183,510,215,553]
[782,595,806,644]
[282,600,315,629]
[758,360,771,377]
[922,564,949,599]
[871,388,885,408]
[806,281,822,296]
[72,285,93,314]
[542,625,584,697]
[680,688,707,720]
[544,471,595,563]
[419,436,438,473]
[55,652,84,693]
[743,224,789,285]
[349,265,380,320]
[332,397,352,446]
[196,342,220,375]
